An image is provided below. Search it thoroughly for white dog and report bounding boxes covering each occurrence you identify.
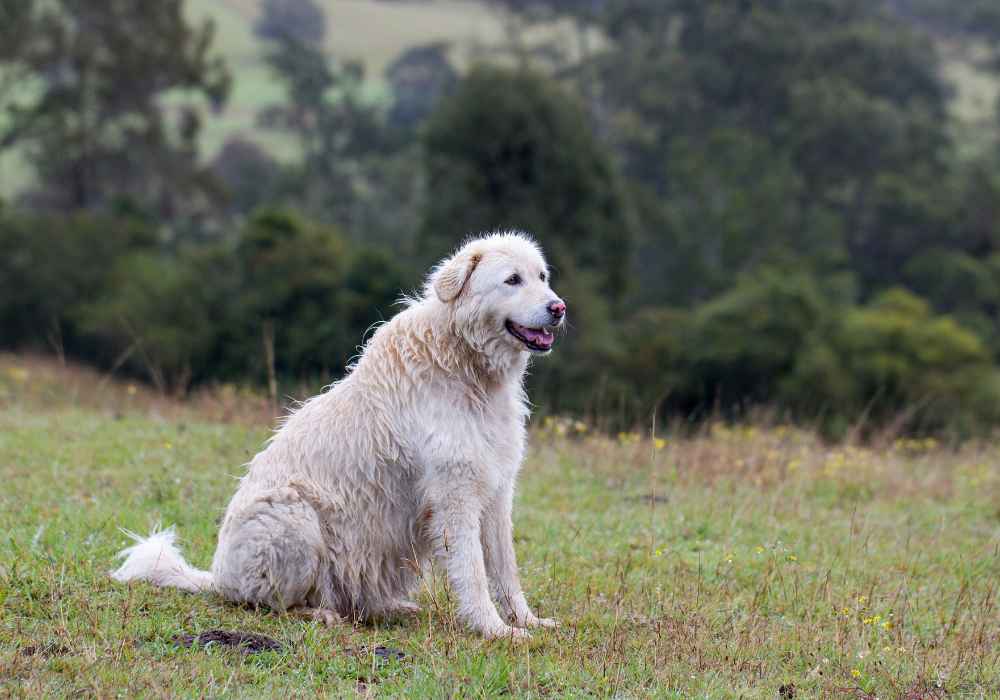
[113,232,566,639]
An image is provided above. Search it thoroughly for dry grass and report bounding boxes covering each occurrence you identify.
[0,353,276,425]
[2,356,999,697]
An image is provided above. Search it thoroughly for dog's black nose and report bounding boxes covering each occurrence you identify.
[548,300,566,318]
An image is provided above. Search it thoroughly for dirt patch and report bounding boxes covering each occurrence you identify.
[173,629,283,654]
[19,642,70,657]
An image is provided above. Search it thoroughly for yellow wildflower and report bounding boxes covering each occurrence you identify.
[7,367,29,383]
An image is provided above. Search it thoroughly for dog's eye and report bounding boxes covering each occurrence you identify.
[505,274,522,286]
[539,272,547,283]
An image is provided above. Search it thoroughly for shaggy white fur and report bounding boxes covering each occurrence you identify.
[113,526,213,593]
[112,232,565,639]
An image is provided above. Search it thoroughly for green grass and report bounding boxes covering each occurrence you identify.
[2,357,1000,697]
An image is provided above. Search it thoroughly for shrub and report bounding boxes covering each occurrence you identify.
[76,249,224,392]
[785,288,1000,436]
[0,212,155,353]
[682,266,833,415]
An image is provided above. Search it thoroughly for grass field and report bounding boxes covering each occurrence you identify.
[1,355,999,698]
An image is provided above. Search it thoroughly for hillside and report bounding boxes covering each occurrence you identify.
[184,0,1000,158]
[1,1,996,201]
[181,0,589,158]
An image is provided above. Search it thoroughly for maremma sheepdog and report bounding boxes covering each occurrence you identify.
[112,232,566,639]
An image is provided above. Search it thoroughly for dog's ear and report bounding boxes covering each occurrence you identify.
[433,251,482,303]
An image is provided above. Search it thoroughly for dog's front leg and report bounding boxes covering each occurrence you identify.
[427,485,529,640]
[482,484,558,629]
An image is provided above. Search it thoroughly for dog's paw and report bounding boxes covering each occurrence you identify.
[513,613,559,629]
[289,607,341,627]
[385,600,422,617]
[528,616,559,629]
[483,625,532,642]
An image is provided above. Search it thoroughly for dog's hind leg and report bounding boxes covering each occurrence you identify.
[287,606,341,627]
[212,487,327,612]
[368,598,422,622]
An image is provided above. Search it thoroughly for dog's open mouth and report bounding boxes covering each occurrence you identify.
[505,320,555,352]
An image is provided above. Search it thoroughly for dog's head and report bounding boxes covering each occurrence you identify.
[428,232,566,356]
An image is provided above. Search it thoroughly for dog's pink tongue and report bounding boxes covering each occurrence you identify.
[521,326,554,348]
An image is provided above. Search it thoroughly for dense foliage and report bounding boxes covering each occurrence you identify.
[4,0,1000,437]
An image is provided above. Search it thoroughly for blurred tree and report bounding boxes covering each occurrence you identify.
[884,0,1000,39]
[647,129,849,304]
[0,211,155,354]
[254,0,327,47]
[210,137,283,217]
[952,159,1000,256]
[815,288,1000,435]
[0,1,34,105]
[76,249,223,393]
[903,248,1000,357]
[543,0,952,300]
[904,250,998,315]
[257,36,384,232]
[66,209,407,390]
[681,265,837,416]
[0,0,231,218]
[220,209,406,381]
[224,209,349,379]
[384,42,457,132]
[421,66,633,303]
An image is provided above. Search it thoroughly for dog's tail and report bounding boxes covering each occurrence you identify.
[110,525,214,593]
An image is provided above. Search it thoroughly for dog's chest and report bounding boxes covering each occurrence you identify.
[412,382,526,480]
